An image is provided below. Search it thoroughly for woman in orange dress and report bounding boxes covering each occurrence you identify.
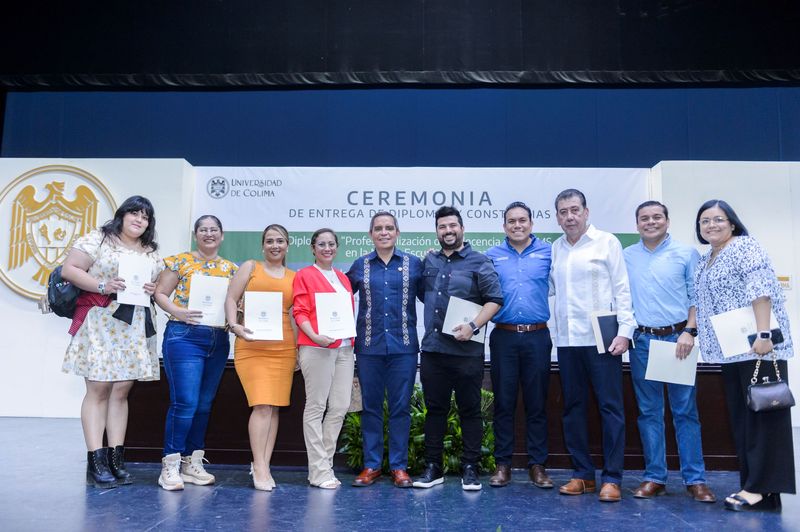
[225,224,296,491]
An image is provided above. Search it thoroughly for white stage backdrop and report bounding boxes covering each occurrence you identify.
[193,167,649,267]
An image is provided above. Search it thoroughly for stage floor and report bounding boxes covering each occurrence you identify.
[1,417,798,531]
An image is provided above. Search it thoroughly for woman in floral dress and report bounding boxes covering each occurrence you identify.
[62,196,163,488]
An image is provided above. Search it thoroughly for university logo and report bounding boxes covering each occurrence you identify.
[207,176,229,199]
[0,165,116,299]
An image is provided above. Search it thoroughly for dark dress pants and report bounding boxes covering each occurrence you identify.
[722,359,796,494]
[356,353,418,470]
[420,352,484,466]
[557,346,625,484]
[489,327,552,466]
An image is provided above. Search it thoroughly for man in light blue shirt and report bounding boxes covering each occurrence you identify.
[624,200,715,503]
[485,201,553,489]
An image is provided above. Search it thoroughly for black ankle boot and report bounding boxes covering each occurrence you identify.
[107,446,133,485]
[86,449,117,488]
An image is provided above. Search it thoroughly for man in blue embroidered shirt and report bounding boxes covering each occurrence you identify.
[346,211,424,489]
[412,206,504,492]
[623,200,716,503]
[484,201,553,489]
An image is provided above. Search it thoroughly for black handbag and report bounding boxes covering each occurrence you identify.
[43,265,81,318]
[746,354,795,412]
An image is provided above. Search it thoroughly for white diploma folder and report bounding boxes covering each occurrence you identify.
[644,339,699,386]
[443,296,485,344]
[315,292,356,339]
[188,274,229,327]
[116,254,152,306]
[244,291,284,340]
[710,306,779,358]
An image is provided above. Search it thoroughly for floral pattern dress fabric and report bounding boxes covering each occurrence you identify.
[694,236,794,363]
[163,252,238,318]
[62,229,164,381]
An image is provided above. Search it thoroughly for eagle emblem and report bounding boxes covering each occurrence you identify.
[9,181,98,285]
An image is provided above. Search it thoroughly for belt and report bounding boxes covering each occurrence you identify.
[494,322,548,333]
[636,320,687,336]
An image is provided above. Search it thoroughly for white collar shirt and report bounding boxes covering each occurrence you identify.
[549,224,636,347]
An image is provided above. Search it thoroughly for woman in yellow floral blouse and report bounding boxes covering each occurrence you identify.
[154,215,238,491]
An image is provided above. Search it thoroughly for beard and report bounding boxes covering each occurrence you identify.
[438,233,463,251]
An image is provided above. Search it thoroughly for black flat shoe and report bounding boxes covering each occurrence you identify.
[724,493,781,512]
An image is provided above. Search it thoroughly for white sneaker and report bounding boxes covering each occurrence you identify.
[181,450,215,486]
[159,453,184,491]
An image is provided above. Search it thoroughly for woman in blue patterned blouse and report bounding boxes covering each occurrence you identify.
[693,199,794,512]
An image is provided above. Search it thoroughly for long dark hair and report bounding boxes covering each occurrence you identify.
[695,199,749,245]
[101,195,158,251]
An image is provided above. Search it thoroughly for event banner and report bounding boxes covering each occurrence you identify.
[194,167,649,268]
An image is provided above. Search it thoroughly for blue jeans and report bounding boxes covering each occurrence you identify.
[630,331,707,485]
[489,328,552,466]
[162,321,229,456]
[356,353,417,470]
[557,346,625,484]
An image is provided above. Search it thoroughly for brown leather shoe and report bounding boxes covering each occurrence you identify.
[687,484,717,503]
[352,467,382,487]
[599,482,622,502]
[559,478,596,495]
[391,469,413,488]
[489,464,511,487]
[633,481,666,499]
[529,464,554,489]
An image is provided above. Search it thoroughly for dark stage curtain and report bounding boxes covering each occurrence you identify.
[1,1,799,88]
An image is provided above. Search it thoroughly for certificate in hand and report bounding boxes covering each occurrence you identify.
[644,339,699,386]
[244,291,284,340]
[710,306,779,358]
[117,254,152,306]
[315,292,356,339]
[188,275,229,327]
[443,296,485,344]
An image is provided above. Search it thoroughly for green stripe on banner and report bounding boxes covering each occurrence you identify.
[211,231,641,269]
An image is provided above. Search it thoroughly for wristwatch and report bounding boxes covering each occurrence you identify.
[468,321,481,336]
[758,330,772,340]
[683,327,698,337]
[97,281,106,295]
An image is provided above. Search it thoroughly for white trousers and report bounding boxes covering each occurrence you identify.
[298,345,354,485]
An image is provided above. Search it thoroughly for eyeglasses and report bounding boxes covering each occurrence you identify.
[699,217,728,227]
[197,227,221,234]
[315,242,337,249]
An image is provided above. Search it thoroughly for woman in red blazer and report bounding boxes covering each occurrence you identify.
[292,228,355,489]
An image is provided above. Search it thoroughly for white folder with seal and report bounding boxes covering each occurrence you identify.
[187,274,230,327]
[116,254,152,306]
[710,306,779,358]
[442,296,485,344]
[244,291,284,340]
[315,292,356,339]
